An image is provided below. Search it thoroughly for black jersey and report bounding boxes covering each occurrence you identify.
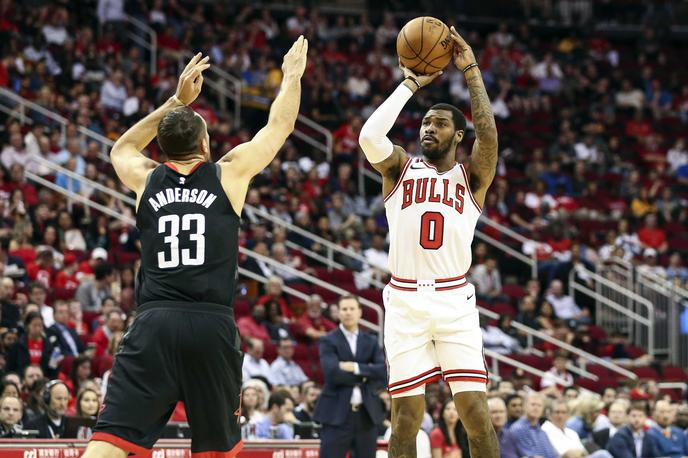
[135,162,240,308]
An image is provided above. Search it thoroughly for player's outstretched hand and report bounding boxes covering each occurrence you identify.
[449,26,478,72]
[175,52,211,106]
[282,35,308,79]
[398,60,442,89]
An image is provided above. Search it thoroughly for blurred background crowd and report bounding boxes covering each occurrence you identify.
[0,0,687,455]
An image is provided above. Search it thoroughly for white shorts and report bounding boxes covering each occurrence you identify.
[383,282,488,398]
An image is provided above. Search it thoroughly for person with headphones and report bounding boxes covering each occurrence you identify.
[24,379,71,438]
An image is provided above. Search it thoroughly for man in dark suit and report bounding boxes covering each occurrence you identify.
[48,301,85,357]
[313,295,386,458]
[607,405,660,458]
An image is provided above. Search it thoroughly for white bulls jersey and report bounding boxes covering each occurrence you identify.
[384,157,482,282]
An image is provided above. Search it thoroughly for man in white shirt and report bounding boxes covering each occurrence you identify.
[242,338,272,383]
[1,132,33,173]
[542,399,589,457]
[269,338,308,386]
[546,279,583,321]
[541,352,574,394]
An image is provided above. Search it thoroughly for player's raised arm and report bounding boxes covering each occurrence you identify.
[218,36,308,177]
[449,26,498,207]
[109,53,210,196]
[358,64,440,194]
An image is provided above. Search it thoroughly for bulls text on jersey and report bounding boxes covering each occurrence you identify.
[401,177,465,213]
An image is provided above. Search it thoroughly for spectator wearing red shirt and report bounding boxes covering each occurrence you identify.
[8,164,38,206]
[26,249,56,289]
[54,253,80,297]
[77,247,108,281]
[295,295,335,343]
[91,309,124,358]
[638,213,668,254]
[237,302,271,343]
[430,400,465,458]
[7,312,59,379]
[257,276,292,319]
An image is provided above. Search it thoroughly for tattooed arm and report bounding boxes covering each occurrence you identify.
[449,26,498,208]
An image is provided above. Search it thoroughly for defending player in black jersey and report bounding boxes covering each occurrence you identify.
[82,37,308,458]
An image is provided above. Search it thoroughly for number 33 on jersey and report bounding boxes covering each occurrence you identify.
[384,157,482,280]
[135,162,240,307]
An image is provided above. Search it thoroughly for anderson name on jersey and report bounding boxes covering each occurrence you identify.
[384,157,482,281]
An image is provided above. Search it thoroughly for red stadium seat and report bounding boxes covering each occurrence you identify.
[662,366,688,381]
[502,284,526,301]
[632,366,658,379]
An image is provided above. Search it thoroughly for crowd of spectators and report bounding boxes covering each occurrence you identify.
[0,0,687,448]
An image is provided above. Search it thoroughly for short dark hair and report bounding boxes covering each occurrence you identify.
[23,311,43,329]
[157,107,205,158]
[505,394,522,406]
[428,103,467,133]
[29,282,46,294]
[94,263,113,281]
[268,389,294,410]
[337,294,360,308]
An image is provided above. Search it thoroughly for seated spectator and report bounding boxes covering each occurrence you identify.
[238,303,271,343]
[0,277,21,329]
[591,400,629,450]
[75,263,114,312]
[77,248,108,280]
[68,301,89,340]
[567,396,605,441]
[637,214,668,254]
[73,387,99,439]
[28,282,54,328]
[294,384,320,424]
[255,389,295,439]
[510,392,558,458]
[48,301,85,357]
[487,397,518,458]
[430,400,468,458]
[64,355,91,399]
[545,279,585,323]
[54,254,80,295]
[295,295,336,343]
[607,404,660,458]
[542,399,607,458]
[270,243,303,283]
[614,219,642,261]
[258,276,292,319]
[0,395,23,437]
[357,234,389,289]
[242,338,272,383]
[636,248,667,278]
[240,385,266,428]
[26,250,56,292]
[647,401,688,457]
[471,257,508,303]
[269,338,307,387]
[505,394,523,428]
[666,252,688,282]
[541,351,574,394]
[7,313,59,379]
[481,315,520,355]
[265,300,292,342]
[25,380,70,438]
[91,309,124,358]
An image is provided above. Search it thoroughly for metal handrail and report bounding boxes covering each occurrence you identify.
[579,267,656,316]
[25,172,135,226]
[571,279,654,357]
[239,246,384,334]
[485,350,576,388]
[124,15,157,76]
[478,307,634,380]
[294,114,334,162]
[245,204,387,289]
[284,241,346,270]
[638,269,688,299]
[30,155,136,207]
[238,267,381,343]
[0,88,114,161]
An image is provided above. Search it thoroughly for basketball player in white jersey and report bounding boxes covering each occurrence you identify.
[359,28,499,457]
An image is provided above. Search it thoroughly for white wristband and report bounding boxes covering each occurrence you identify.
[358,83,414,164]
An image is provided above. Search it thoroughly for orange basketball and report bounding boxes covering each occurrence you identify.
[397,17,453,75]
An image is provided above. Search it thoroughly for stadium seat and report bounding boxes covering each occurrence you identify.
[632,366,659,379]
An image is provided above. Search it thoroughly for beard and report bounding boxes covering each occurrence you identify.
[420,137,453,160]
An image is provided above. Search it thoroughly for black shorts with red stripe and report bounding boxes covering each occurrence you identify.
[93,301,244,457]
